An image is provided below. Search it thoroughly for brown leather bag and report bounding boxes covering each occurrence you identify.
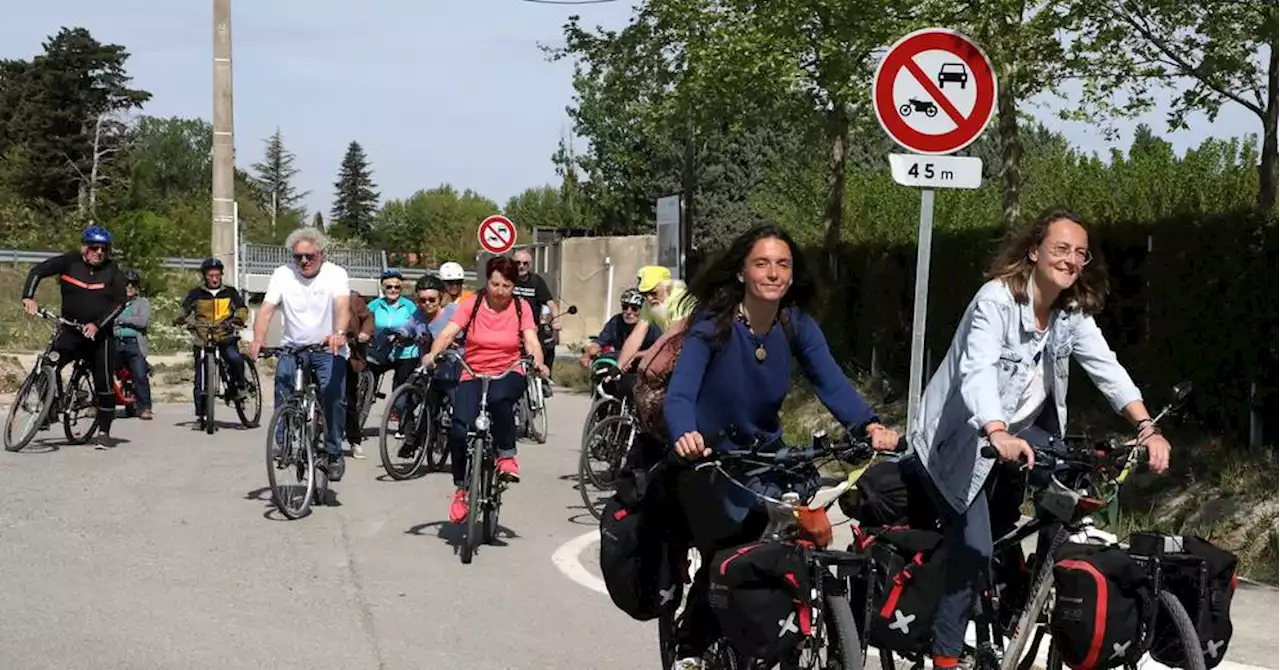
[631,318,690,441]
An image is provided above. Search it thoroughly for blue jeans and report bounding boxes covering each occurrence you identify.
[275,351,346,457]
[117,337,151,407]
[193,342,246,417]
[448,374,525,487]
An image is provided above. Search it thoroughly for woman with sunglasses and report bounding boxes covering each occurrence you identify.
[366,270,425,426]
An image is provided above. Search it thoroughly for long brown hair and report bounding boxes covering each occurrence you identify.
[984,208,1108,315]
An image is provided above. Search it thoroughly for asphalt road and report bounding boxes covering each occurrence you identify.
[0,391,1274,669]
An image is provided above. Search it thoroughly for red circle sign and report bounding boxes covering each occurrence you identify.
[477,215,516,255]
[873,28,996,155]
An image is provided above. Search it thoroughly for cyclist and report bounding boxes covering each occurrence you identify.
[616,265,694,370]
[367,270,425,418]
[414,274,458,338]
[578,288,656,368]
[114,268,153,420]
[663,223,900,667]
[423,255,548,524]
[342,289,375,459]
[437,261,473,305]
[20,225,128,448]
[176,258,250,431]
[906,208,1171,670]
[248,227,352,482]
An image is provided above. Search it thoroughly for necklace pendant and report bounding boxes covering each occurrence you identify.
[755,344,767,362]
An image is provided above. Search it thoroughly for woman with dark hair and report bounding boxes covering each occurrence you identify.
[908,208,1171,669]
[664,222,901,667]
[424,255,548,524]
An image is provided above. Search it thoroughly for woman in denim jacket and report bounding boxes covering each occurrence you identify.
[908,209,1172,669]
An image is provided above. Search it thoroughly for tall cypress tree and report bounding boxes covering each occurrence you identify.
[330,140,380,241]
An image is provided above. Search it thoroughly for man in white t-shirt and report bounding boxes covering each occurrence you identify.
[249,227,352,481]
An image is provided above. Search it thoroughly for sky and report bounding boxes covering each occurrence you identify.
[1,0,1263,220]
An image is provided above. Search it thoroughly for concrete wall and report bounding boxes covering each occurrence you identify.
[554,235,657,347]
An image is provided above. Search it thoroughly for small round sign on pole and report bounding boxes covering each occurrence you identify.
[477,214,517,255]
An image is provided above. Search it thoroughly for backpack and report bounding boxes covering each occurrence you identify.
[632,310,797,443]
[1136,534,1237,669]
[848,527,948,653]
[597,431,689,621]
[836,457,940,531]
[1050,543,1149,669]
[709,540,813,663]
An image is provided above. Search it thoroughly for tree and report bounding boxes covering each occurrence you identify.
[250,128,308,236]
[373,184,499,266]
[312,212,324,228]
[329,140,380,241]
[1068,0,1279,209]
[0,27,150,208]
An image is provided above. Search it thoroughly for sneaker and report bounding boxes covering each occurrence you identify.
[327,453,346,482]
[396,441,417,459]
[673,659,707,670]
[139,407,154,421]
[193,416,206,431]
[350,443,366,459]
[543,379,554,398]
[496,456,520,482]
[93,433,119,450]
[449,488,469,523]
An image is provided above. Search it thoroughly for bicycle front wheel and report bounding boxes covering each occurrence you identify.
[265,403,315,520]
[235,359,263,427]
[203,351,218,434]
[817,594,864,670]
[62,365,99,444]
[1000,527,1069,670]
[461,436,487,564]
[379,382,430,480]
[356,368,376,432]
[5,366,56,452]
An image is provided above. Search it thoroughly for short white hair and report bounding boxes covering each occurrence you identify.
[285,227,329,253]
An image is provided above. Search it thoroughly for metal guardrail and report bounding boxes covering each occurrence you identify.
[0,248,206,270]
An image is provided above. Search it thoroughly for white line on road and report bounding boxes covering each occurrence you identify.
[552,529,607,595]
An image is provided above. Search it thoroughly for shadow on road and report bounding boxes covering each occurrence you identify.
[173,418,257,432]
[244,484,340,520]
[407,520,522,554]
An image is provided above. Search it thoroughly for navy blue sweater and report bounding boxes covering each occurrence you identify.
[664,308,878,450]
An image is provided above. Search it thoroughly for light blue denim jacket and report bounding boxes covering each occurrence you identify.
[908,278,1143,514]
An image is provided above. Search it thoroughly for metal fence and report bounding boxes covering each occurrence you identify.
[0,248,206,270]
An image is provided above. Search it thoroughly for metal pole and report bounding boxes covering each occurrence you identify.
[212,0,236,284]
[906,188,936,429]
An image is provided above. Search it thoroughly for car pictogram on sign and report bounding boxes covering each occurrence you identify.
[937,63,968,89]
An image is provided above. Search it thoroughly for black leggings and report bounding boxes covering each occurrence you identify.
[54,329,117,433]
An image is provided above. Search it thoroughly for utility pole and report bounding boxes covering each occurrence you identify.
[212,0,236,277]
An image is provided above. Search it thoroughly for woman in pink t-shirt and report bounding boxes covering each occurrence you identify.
[425,255,548,523]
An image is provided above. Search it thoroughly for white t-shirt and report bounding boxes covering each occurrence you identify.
[1008,328,1051,433]
[264,262,351,358]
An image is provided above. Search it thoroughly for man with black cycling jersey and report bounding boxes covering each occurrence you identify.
[579,288,657,368]
[21,226,128,448]
[175,258,251,431]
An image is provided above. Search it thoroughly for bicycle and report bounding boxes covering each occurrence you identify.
[434,350,536,565]
[657,429,906,669]
[581,349,625,446]
[378,364,451,479]
[184,321,262,434]
[260,343,333,520]
[578,372,639,521]
[5,309,109,451]
[516,304,577,444]
[866,386,1195,670]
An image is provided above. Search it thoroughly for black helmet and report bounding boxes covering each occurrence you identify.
[416,274,445,292]
[123,268,141,286]
[200,258,224,273]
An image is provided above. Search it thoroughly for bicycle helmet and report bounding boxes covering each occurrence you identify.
[200,258,224,273]
[122,268,141,286]
[380,269,404,282]
[416,274,445,292]
[81,225,112,245]
[620,288,644,308]
[438,261,466,281]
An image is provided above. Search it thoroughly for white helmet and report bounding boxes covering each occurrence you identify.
[438,262,466,281]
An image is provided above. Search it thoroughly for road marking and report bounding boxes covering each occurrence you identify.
[551,529,607,595]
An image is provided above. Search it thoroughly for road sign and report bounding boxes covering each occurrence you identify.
[888,154,983,189]
[477,215,517,255]
[873,28,997,156]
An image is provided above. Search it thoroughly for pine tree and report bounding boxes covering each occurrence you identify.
[251,128,308,233]
[312,211,324,229]
[330,140,380,241]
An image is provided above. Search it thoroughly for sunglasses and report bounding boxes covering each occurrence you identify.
[293,252,318,263]
[516,261,531,267]
[85,245,107,253]
[418,296,439,304]
[383,283,402,291]
[621,304,641,312]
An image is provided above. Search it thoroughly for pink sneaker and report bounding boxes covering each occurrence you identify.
[496,457,521,482]
[449,488,469,524]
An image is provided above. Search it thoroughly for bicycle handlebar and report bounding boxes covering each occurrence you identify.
[675,429,908,471]
[258,343,329,359]
[36,308,82,328]
[434,349,533,381]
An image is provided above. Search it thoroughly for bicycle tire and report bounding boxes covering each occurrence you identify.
[265,403,314,520]
[533,383,549,444]
[62,365,99,444]
[4,366,56,452]
[235,359,263,427]
[483,462,500,544]
[461,435,486,564]
[204,351,218,434]
[822,594,865,670]
[582,414,636,491]
[378,382,430,480]
[356,368,376,432]
[311,399,329,506]
[578,434,605,521]
[580,396,617,450]
[1000,527,1069,670]
[1150,588,1206,670]
[425,398,450,471]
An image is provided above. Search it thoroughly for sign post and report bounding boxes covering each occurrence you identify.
[655,194,682,277]
[477,214,517,256]
[872,27,996,428]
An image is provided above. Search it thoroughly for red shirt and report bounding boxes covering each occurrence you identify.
[451,294,535,380]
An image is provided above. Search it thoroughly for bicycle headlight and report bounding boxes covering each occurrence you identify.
[474,414,490,432]
[47,351,60,363]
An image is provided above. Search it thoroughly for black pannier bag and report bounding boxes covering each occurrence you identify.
[1050,543,1149,669]
[1133,534,1238,669]
[709,540,813,664]
[849,527,948,654]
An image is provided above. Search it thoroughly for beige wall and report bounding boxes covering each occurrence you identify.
[554,235,656,347]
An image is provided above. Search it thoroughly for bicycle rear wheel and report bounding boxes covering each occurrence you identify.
[425,397,451,471]
[62,365,99,444]
[265,403,315,519]
[356,368,376,432]
[5,366,56,452]
[461,436,486,564]
[528,380,548,444]
[815,594,864,670]
[234,359,263,427]
[581,414,636,491]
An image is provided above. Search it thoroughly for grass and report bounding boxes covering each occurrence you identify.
[551,359,593,393]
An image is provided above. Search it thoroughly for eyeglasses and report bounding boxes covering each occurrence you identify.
[1043,243,1092,266]
[383,283,402,291]
[293,252,318,263]
[85,245,106,253]
[621,304,641,313]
